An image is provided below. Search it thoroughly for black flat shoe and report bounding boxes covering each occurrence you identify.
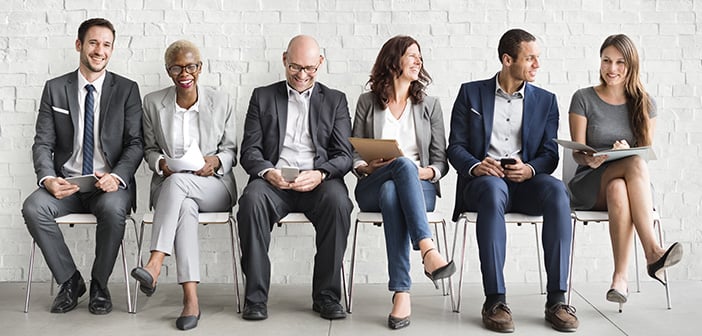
[647,242,683,285]
[422,248,456,289]
[176,311,201,330]
[606,288,628,313]
[130,267,157,296]
[50,271,86,313]
[388,292,410,330]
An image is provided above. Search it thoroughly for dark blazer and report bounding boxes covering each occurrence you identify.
[240,81,353,180]
[352,91,448,196]
[447,74,560,220]
[32,70,144,210]
[142,85,238,207]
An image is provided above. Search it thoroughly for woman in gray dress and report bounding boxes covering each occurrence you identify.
[568,34,682,311]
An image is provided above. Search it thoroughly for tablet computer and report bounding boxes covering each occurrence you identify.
[65,175,98,192]
[349,137,404,162]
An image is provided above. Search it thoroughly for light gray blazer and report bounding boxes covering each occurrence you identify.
[351,91,448,196]
[142,85,237,207]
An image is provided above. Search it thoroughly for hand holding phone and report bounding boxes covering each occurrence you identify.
[500,158,517,168]
[280,166,300,182]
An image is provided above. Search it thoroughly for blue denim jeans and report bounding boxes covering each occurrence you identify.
[355,157,437,292]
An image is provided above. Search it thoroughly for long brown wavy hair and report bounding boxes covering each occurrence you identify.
[367,35,432,108]
[599,34,653,146]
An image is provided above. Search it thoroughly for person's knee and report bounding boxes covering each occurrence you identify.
[391,157,416,171]
[606,178,628,208]
[378,181,399,208]
[467,177,508,209]
[22,190,55,224]
[179,198,199,218]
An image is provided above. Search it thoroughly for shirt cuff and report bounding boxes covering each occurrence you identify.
[110,173,127,189]
[258,167,274,178]
[525,163,536,177]
[429,166,441,183]
[468,162,481,177]
[39,176,55,188]
[155,155,165,176]
[214,154,225,176]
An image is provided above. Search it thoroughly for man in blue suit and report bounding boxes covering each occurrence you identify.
[447,29,577,333]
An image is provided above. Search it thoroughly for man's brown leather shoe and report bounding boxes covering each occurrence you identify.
[545,303,579,332]
[481,302,514,333]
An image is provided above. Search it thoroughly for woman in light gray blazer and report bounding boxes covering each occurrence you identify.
[352,35,454,330]
[130,40,237,331]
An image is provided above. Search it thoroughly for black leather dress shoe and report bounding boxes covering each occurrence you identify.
[313,299,346,320]
[647,242,683,285]
[242,301,268,321]
[176,311,201,330]
[88,281,112,315]
[50,271,86,313]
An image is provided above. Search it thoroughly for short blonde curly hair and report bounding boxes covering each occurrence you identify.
[164,39,201,66]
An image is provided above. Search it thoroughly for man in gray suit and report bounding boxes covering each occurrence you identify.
[22,18,143,315]
[237,35,353,321]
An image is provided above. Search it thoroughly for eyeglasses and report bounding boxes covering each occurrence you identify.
[167,63,200,76]
[287,63,320,74]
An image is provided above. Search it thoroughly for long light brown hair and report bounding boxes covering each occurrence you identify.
[599,34,653,146]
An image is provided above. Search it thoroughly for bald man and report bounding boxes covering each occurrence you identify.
[237,35,353,321]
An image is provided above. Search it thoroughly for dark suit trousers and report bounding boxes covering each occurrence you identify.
[22,187,130,288]
[460,174,571,296]
[237,178,352,304]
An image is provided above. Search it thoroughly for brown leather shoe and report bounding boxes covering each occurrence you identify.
[481,302,514,333]
[545,303,579,332]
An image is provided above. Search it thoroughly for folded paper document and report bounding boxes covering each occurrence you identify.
[165,142,206,172]
[553,139,656,162]
[349,137,404,162]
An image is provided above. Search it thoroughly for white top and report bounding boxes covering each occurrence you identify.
[381,99,421,166]
[276,84,316,171]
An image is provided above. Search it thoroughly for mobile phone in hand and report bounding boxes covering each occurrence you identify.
[281,166,299,182]
[500,158,517,168]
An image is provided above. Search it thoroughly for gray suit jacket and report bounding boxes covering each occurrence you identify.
[240,81,352,180]
[32,70,144,210]
[351,92,448,196]
[142,86,238,207]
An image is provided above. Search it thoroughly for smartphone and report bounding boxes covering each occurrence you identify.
[500,158,517,168]
[280,166,300,182]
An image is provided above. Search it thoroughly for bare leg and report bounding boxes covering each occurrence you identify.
[390,291,411,318]
[181,282,199,317]
[142,251,166,287]
[605,178,634,292]
[418,238,449,273]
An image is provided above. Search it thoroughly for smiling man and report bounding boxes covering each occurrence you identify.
[22,18,143,315]
[447,29,578,333]
[237,35,353,321]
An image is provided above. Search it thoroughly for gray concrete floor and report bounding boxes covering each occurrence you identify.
[2,280,699,335]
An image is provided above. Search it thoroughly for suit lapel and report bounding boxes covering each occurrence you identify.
[66,71,80,133]
[521,83,535,161]
[197,86,214,152]
[158,87,177,157]
[98,72,114,134]
[372,100,384,138]
[308,83,321,147]
[481,78,496,152]
[411,102,427,154]
[275,82,288,152]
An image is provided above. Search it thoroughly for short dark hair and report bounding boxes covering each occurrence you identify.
[497,28,536,63]
[77,18,115,43]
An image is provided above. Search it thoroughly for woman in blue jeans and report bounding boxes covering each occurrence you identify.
[352,35,455,330]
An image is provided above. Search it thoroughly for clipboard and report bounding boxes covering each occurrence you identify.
[553,139,656,162]
[349,137,404,162]
[65,174,98,192]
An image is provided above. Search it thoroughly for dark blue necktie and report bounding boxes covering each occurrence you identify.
[82,84,95,175]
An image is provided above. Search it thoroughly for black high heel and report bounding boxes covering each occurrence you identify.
[388,292,410,330]
[422,248,456,289]
[647,242,683,285]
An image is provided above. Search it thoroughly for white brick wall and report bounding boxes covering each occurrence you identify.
[1,0,700,289]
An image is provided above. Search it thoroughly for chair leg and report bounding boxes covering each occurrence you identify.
[655,219,672,309]
[132,221,146,312]
[120,239,133,313]
[633,233,641,293]
[346,219,360,313]
[433,221,449,296]
[228,217,241,314]
[341,263,349,312]
[452,217,469,313]
[532,223,545,295]
[24,240,36,313]
[567,217,577,306]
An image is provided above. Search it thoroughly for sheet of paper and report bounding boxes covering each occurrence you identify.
[165,141,206,172]
[553,139,656,162]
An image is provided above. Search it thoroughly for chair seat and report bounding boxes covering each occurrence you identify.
[356,211,445,224]
[459,212,543,223]
[141,212,231,225]
[55,213,99,224]
[277,213,313,223]
[572,209,660,222]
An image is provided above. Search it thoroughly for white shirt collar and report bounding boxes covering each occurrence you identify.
[78,70,106,94]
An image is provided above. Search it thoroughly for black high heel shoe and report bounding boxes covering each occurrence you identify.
[422,248,456,289]
[388,292,410,330]
[647,242,683,285]
[606,288,628,313]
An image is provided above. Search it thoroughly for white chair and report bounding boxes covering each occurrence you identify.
[346,211,451,313]
[452,212,545,313]
[245,213,348,313]
[562,153,673,309]
[24,213,136,313]
[132,212,240,313]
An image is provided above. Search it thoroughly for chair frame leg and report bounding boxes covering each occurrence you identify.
[229,216,242,314]
[132,220,146,312]
[655,219,672,309]
[346,219,361,314]
[24,240,36,313]
[567,217,577,306]
[451,216,469,313]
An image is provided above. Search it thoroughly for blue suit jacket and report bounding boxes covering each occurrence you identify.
[447,75,560,220]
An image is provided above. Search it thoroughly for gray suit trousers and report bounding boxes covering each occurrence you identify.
[150,174,231,283]
[22,187,131,287]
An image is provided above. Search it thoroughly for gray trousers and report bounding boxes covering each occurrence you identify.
[150,174,231,283]
[22,187,131,288]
